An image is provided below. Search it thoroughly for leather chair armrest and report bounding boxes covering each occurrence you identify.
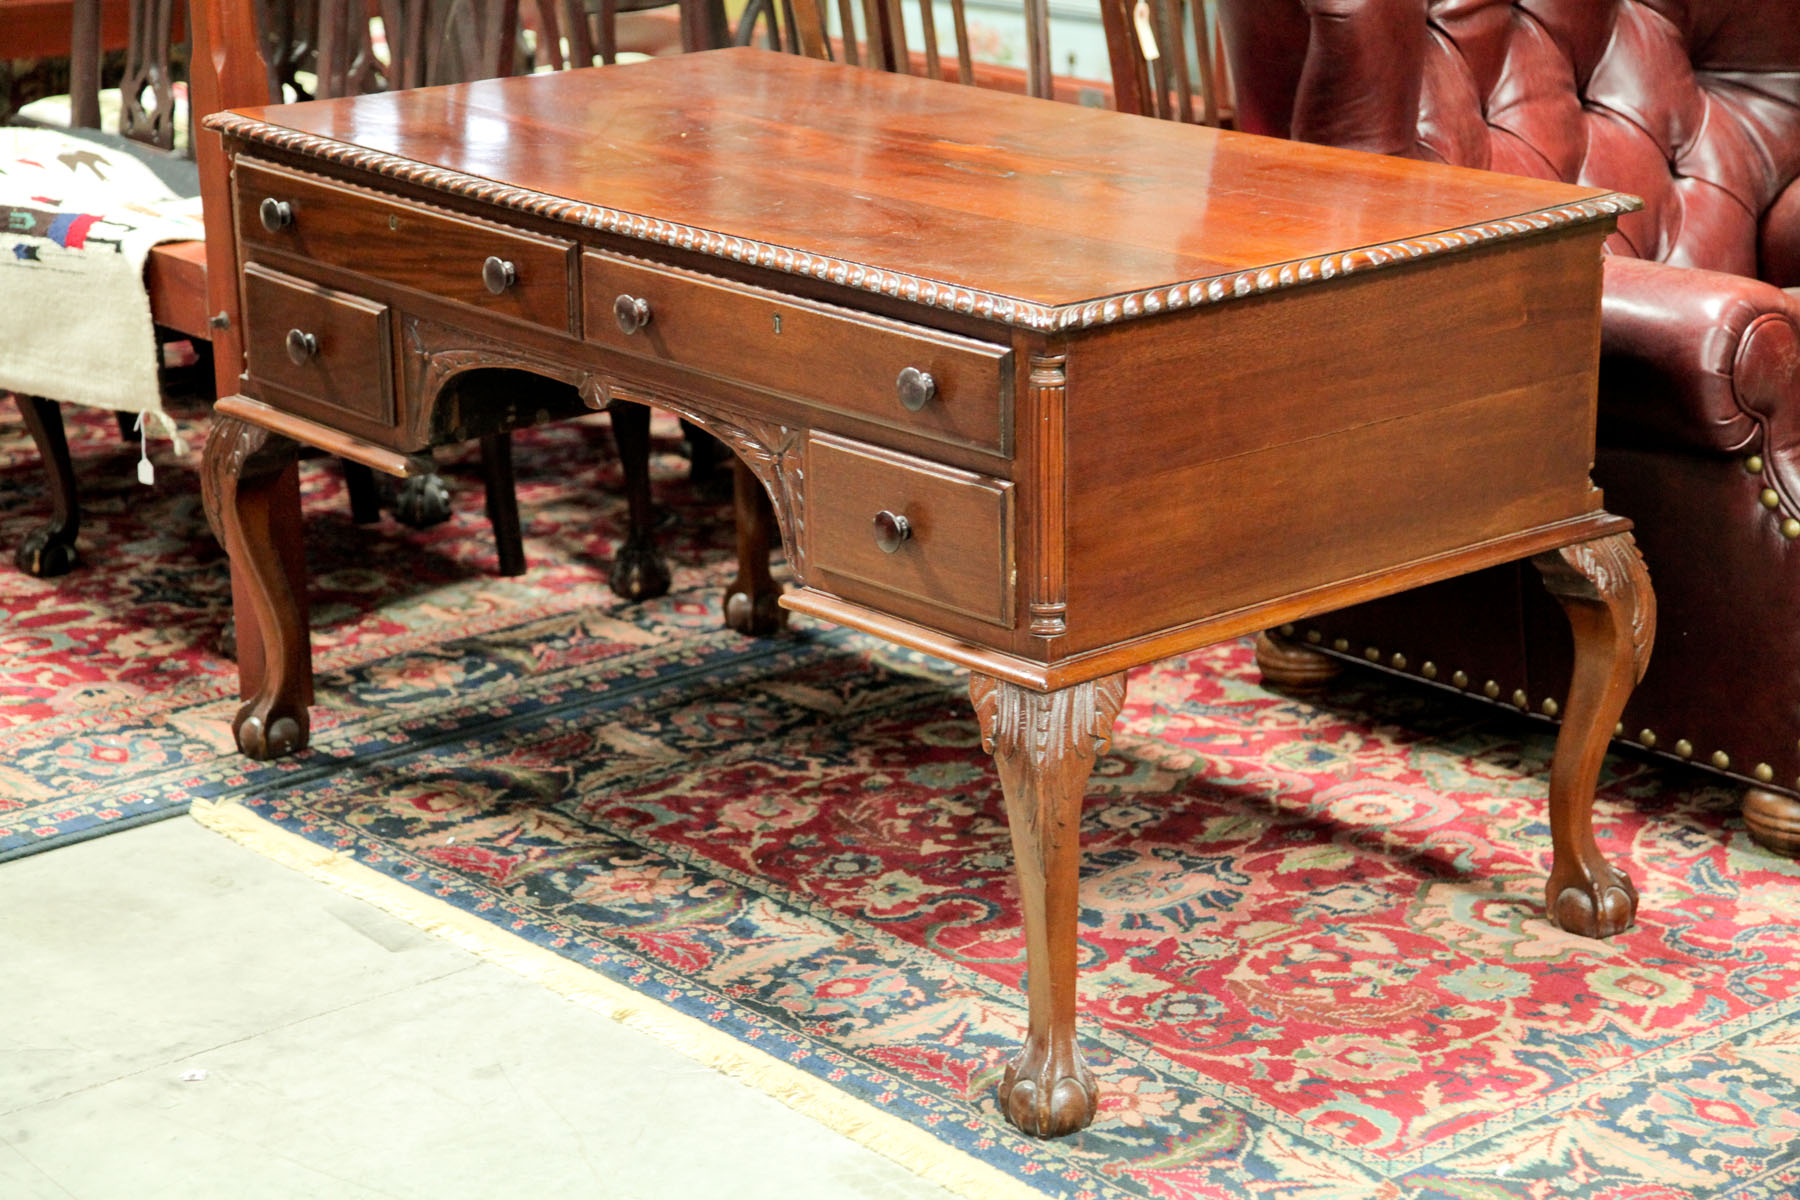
[1764,177,1800,289]
[1599,256,1800,466]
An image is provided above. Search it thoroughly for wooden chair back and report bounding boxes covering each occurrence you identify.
[745,0,1052,99]
[1098,0,1223,125]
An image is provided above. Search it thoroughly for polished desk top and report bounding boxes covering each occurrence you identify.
[212,47,1635,332]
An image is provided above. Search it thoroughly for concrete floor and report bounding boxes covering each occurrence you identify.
[0,818,965,1199]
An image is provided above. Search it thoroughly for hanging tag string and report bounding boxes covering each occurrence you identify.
[135,411,154,486]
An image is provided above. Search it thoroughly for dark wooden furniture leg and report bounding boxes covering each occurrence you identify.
[1744,789,1800,855]
[479,431,526,577]
[14,394,80,577]
[1531,533,1654,938]
[1253,628,1342,693]
[342,459,382,524]
[115,409,138,442]
[201,416,313,760]
[605,400,671,601]
[724,457,787,635]
[970,670,1128,1137]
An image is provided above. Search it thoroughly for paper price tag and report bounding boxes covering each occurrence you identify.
[1134,0,1161,60]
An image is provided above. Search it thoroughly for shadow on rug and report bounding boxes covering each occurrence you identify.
[6,406,1800,1198]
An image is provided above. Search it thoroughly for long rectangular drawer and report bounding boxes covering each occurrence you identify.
[582,251,1012,454]
[243,263,395,435]
[807,433,1014,628]
[237,159,577,333]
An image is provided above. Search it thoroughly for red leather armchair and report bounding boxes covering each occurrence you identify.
[1215,0,1800,852]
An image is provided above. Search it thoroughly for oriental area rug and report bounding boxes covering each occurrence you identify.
[6,405,1800,1199]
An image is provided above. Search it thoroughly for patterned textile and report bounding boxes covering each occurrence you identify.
[0,125,203,420]
[6,408,1800,1197]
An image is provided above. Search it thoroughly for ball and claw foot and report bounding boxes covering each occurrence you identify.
[724,586,787,636]
[998,1047,1098,1138]
[15,529,77,577]
[608,535,671,602]
[1548,863,1637,939]
[233,704,309,761]
[391,472,453,528]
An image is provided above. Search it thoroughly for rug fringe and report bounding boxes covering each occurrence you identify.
[190,797,1040,1200]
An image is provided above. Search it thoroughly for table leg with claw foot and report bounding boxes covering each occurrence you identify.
[605,401,671,602]
[970,671,1127,1136]
[724,458,788,635]
[1532,532,1655,938]
[202,416,313,760]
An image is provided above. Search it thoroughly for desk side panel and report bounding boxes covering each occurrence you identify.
[1059,229,1607,656]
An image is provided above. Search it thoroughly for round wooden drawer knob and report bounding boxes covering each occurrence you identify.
[259,197,294,232]
[872,510,912,553]
[284,329,318,365]
[613,294,653,335]
[482,256,517,294]
[896,367,936,411]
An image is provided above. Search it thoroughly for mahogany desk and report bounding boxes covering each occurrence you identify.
[203,48,1653,1138]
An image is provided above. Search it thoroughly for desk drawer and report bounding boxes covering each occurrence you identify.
[243,264,394,430]
[237,160,576,332]
[582,252,1011,454]
[808,434,1014,627]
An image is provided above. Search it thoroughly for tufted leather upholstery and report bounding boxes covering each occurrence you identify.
[1217,0,1800,838]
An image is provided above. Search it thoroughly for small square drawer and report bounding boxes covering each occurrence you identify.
[243,264,394,433]
[807,433,1014,627]
[237,159,576,333]
[583,251,1012,454]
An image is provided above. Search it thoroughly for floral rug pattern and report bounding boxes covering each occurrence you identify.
[5,404,1800,1198]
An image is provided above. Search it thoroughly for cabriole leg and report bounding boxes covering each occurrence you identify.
[605,400,671,601]
[1532,533,1655,938]
[970,671,1128,1137]
[202,416,313,760]
[723,458,786,635]
[14,395,80,576]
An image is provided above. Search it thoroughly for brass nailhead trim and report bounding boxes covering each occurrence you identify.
[1306,629,1323,644]
[1762,488,1782,509]
[1326,642,1779,788]
[1785,518,1800,540]
[1746,455,1765,473]
[1278,623,1296,637]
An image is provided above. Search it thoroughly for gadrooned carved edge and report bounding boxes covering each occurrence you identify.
[200,416,296,546]
[1535,533,1656,683]
[208,113,1641,333]
[589,380,806,581]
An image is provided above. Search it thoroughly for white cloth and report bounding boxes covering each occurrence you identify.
[0,126,205,426]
